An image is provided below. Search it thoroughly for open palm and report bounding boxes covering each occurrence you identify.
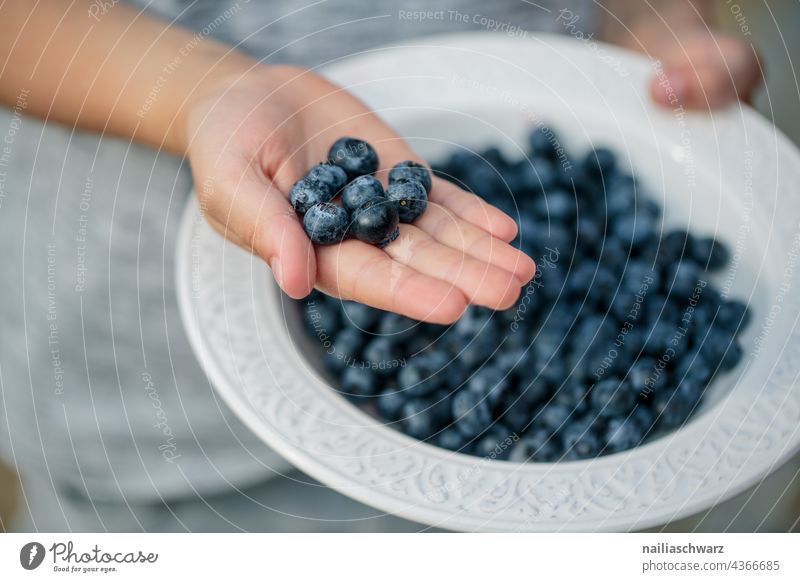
[185,65,535,323]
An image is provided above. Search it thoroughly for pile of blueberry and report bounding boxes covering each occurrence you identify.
[299,126,751,462]
[290,137,431,247]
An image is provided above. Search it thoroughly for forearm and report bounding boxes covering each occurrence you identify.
[0,0,255,154]
[599,1,715,50]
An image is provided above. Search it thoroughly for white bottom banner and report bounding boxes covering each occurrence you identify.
[1,533,797,581]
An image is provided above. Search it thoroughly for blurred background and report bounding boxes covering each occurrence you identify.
[1,1,799,532]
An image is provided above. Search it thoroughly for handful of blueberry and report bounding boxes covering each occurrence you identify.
[299,125,751,463]
[290,137,430,248]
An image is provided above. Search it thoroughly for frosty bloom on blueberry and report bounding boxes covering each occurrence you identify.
[302,202,349,245]
[341,175,385,212]
[327,136,379,180]
[387,179,428,223]
[389,160,433,193]
[351,197,400,247]
[306,162,348,195]
[289,178,334,213]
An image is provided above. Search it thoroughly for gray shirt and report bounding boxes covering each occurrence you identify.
[0,0,595,504]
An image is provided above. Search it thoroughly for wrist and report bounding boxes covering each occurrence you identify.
[170,55,311,156]
[163,43,258,155]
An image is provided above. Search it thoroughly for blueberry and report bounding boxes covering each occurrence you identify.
[376,388,405,420]
[467,366,509,409]
[351,197,400,247]
[583,146,616,176]
[341,300,379,330]
[341,175,385,212]
[509,429,557,462]
[692,236,730,270]
[500,395,535,433]
[493,347,526,375]
[378,312,416,340]
[552,381,587,413]
[610,290,637,322]
[302,202,349,245]
[612,214,655,249]
[516,377,551,407]
[696,327,732,367]
[628,357,659,397]
[537,403,572,433]
[361,337,397,372]
[388,160,433,193]
[386,179,428,223]
[306,162,348,195]
[646,320,684,358]
[328,137,379,180]
[561,422,601,459]
[528,126,559,159]
[303,297,340,334]
[415,351,450,377]
[333,327,363,360]
[654,383,699,429]
[290,178,334,213]
[401,400,436,440]
[718,337,743,371]
[576,217,602,249]
[451,389,492,438]
[459,334,499,369]
[603,416,644,453]
[531,157,559,192]
[532,190,576,224]
[436,429,467,451]
[397,363,439,397]
[665,261,705,300]
[658,229,695,264]
[473,426,514,460]
[673,348,713,385]
[340,366,377,399]
[716,299,751,332]
[622,261,659,293]
[590,378,637,417]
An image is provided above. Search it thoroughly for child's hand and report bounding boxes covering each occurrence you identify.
[600,1,762,110]
[183,66,535,323]
[646,28,762,109]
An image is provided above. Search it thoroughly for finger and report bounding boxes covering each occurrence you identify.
[383,224,524,310]
[414,201,536,284]
[201,159,315,299]
[315,240,468,324]
[649,40,762,110]
[372,146,519,241]
[430,177,519,242]
[309,124,520,242]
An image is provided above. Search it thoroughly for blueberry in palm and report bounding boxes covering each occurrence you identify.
[389,160,433,193]
[302,202,349,245]
[387,179,428,223]
[328,136,379,180]
[306,162,348,195]
[290,178,333,213]
[351,197,400,247]
[341,175,385,212]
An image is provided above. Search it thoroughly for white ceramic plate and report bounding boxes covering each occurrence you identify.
[176,33,800,531]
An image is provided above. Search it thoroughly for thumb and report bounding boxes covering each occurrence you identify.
[197,160,316,299]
